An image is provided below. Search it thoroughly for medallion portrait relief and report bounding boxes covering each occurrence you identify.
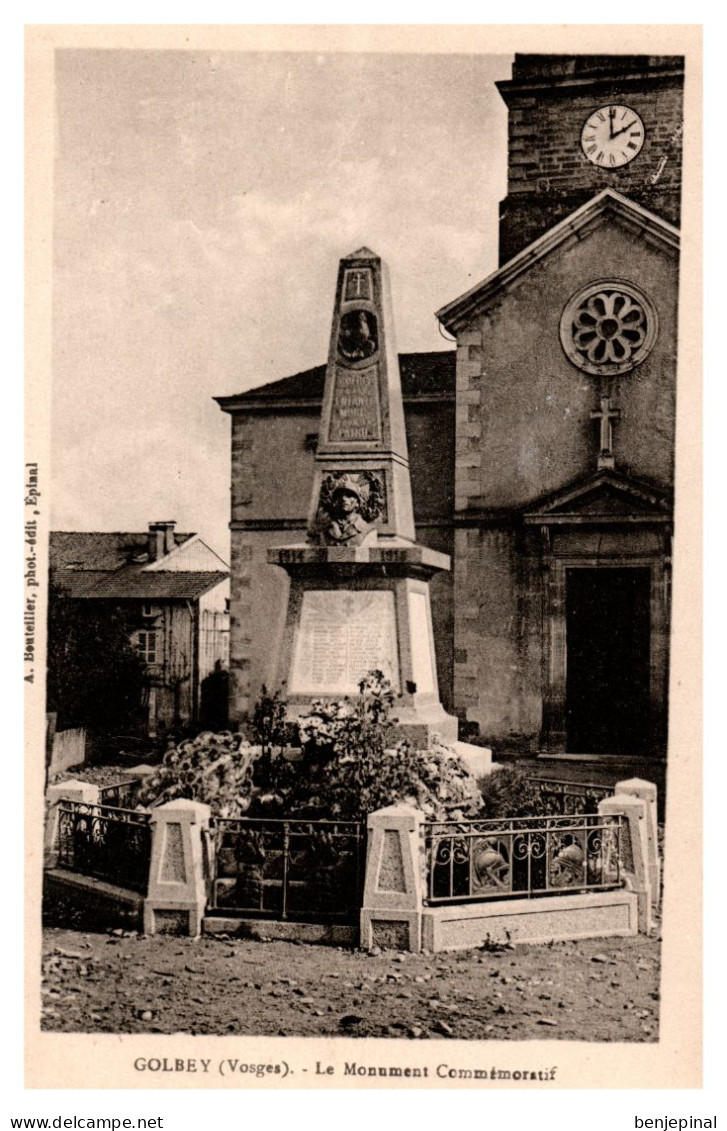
[337,309,378,363]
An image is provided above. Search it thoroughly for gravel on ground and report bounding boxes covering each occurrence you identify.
[41,927,660,1042]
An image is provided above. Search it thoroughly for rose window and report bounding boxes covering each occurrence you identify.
[559,281,658,376]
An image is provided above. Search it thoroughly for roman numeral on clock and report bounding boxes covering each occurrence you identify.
[581,104,645,168]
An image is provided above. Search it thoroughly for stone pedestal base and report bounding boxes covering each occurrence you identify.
[389,701,459,747]
[120,764,156,786]
[269,543,456,750]
[451,740,494,778]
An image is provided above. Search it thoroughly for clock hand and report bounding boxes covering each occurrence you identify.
[609,106,616,138]
[611,119,637,140]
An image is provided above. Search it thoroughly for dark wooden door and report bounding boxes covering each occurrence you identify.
[565,567,651,755]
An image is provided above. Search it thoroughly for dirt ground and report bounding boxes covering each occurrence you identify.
[40,926,660,1041]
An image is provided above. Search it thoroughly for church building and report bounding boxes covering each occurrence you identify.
[216,54,683,766]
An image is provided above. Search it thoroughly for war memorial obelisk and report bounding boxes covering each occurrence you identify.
[268,247,458,746]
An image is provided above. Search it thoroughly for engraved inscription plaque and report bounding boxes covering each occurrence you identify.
[291,589,399,695]
[328,365,381,444]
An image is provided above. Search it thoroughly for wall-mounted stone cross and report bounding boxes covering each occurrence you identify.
[590,394,621,470]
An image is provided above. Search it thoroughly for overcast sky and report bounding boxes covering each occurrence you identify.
[51,49,511,558]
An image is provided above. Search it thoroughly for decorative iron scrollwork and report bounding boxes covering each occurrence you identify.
[57,802,151,894]
[424,815,623,904]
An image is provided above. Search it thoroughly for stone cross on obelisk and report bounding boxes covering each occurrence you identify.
[268,248,458,745]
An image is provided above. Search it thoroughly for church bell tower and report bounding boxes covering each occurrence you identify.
[496,54,684,263]
[437,52,682,762]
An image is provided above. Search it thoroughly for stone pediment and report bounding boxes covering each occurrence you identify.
[436,189,679,334]
[523,470,672,525]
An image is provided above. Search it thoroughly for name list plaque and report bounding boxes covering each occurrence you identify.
[291,589,399,695]
[328,366,382,444]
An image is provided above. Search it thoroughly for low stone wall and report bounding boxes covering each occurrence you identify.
[49,728,87,777]
[360,778,658,953]
[203,917,356,946]
[43,869,143,931]
[421,890,638,952]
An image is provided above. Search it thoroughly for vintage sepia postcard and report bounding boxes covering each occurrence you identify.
[24,23,703,1092]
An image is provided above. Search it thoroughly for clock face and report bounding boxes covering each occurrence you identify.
[580,104,645,168]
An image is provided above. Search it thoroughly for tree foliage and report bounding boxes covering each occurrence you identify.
[46,585,147,733]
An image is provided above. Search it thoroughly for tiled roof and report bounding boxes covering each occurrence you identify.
[49,531,193,572]
[53,569,229,601]
[216,350,456,408]
[49,531,227,601]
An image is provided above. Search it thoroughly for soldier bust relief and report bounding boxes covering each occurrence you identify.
[310,471,386,547]
[326,484,374,545]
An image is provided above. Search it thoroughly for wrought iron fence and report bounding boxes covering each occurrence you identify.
[206,817,366,924]
[424,814,623,905]
[98,779,143,809]
[56,802,152,894]
[527,777,614,816]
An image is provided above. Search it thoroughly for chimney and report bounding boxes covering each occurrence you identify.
[148,521,176,561]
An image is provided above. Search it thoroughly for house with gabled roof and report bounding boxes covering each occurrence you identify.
[49,521,230,735]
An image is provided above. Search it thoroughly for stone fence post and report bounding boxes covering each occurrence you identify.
[615,778,661,908]
[44,779,100,867]
[143,799,211,937]
[360,804,424,953]
[598,793,653,934]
